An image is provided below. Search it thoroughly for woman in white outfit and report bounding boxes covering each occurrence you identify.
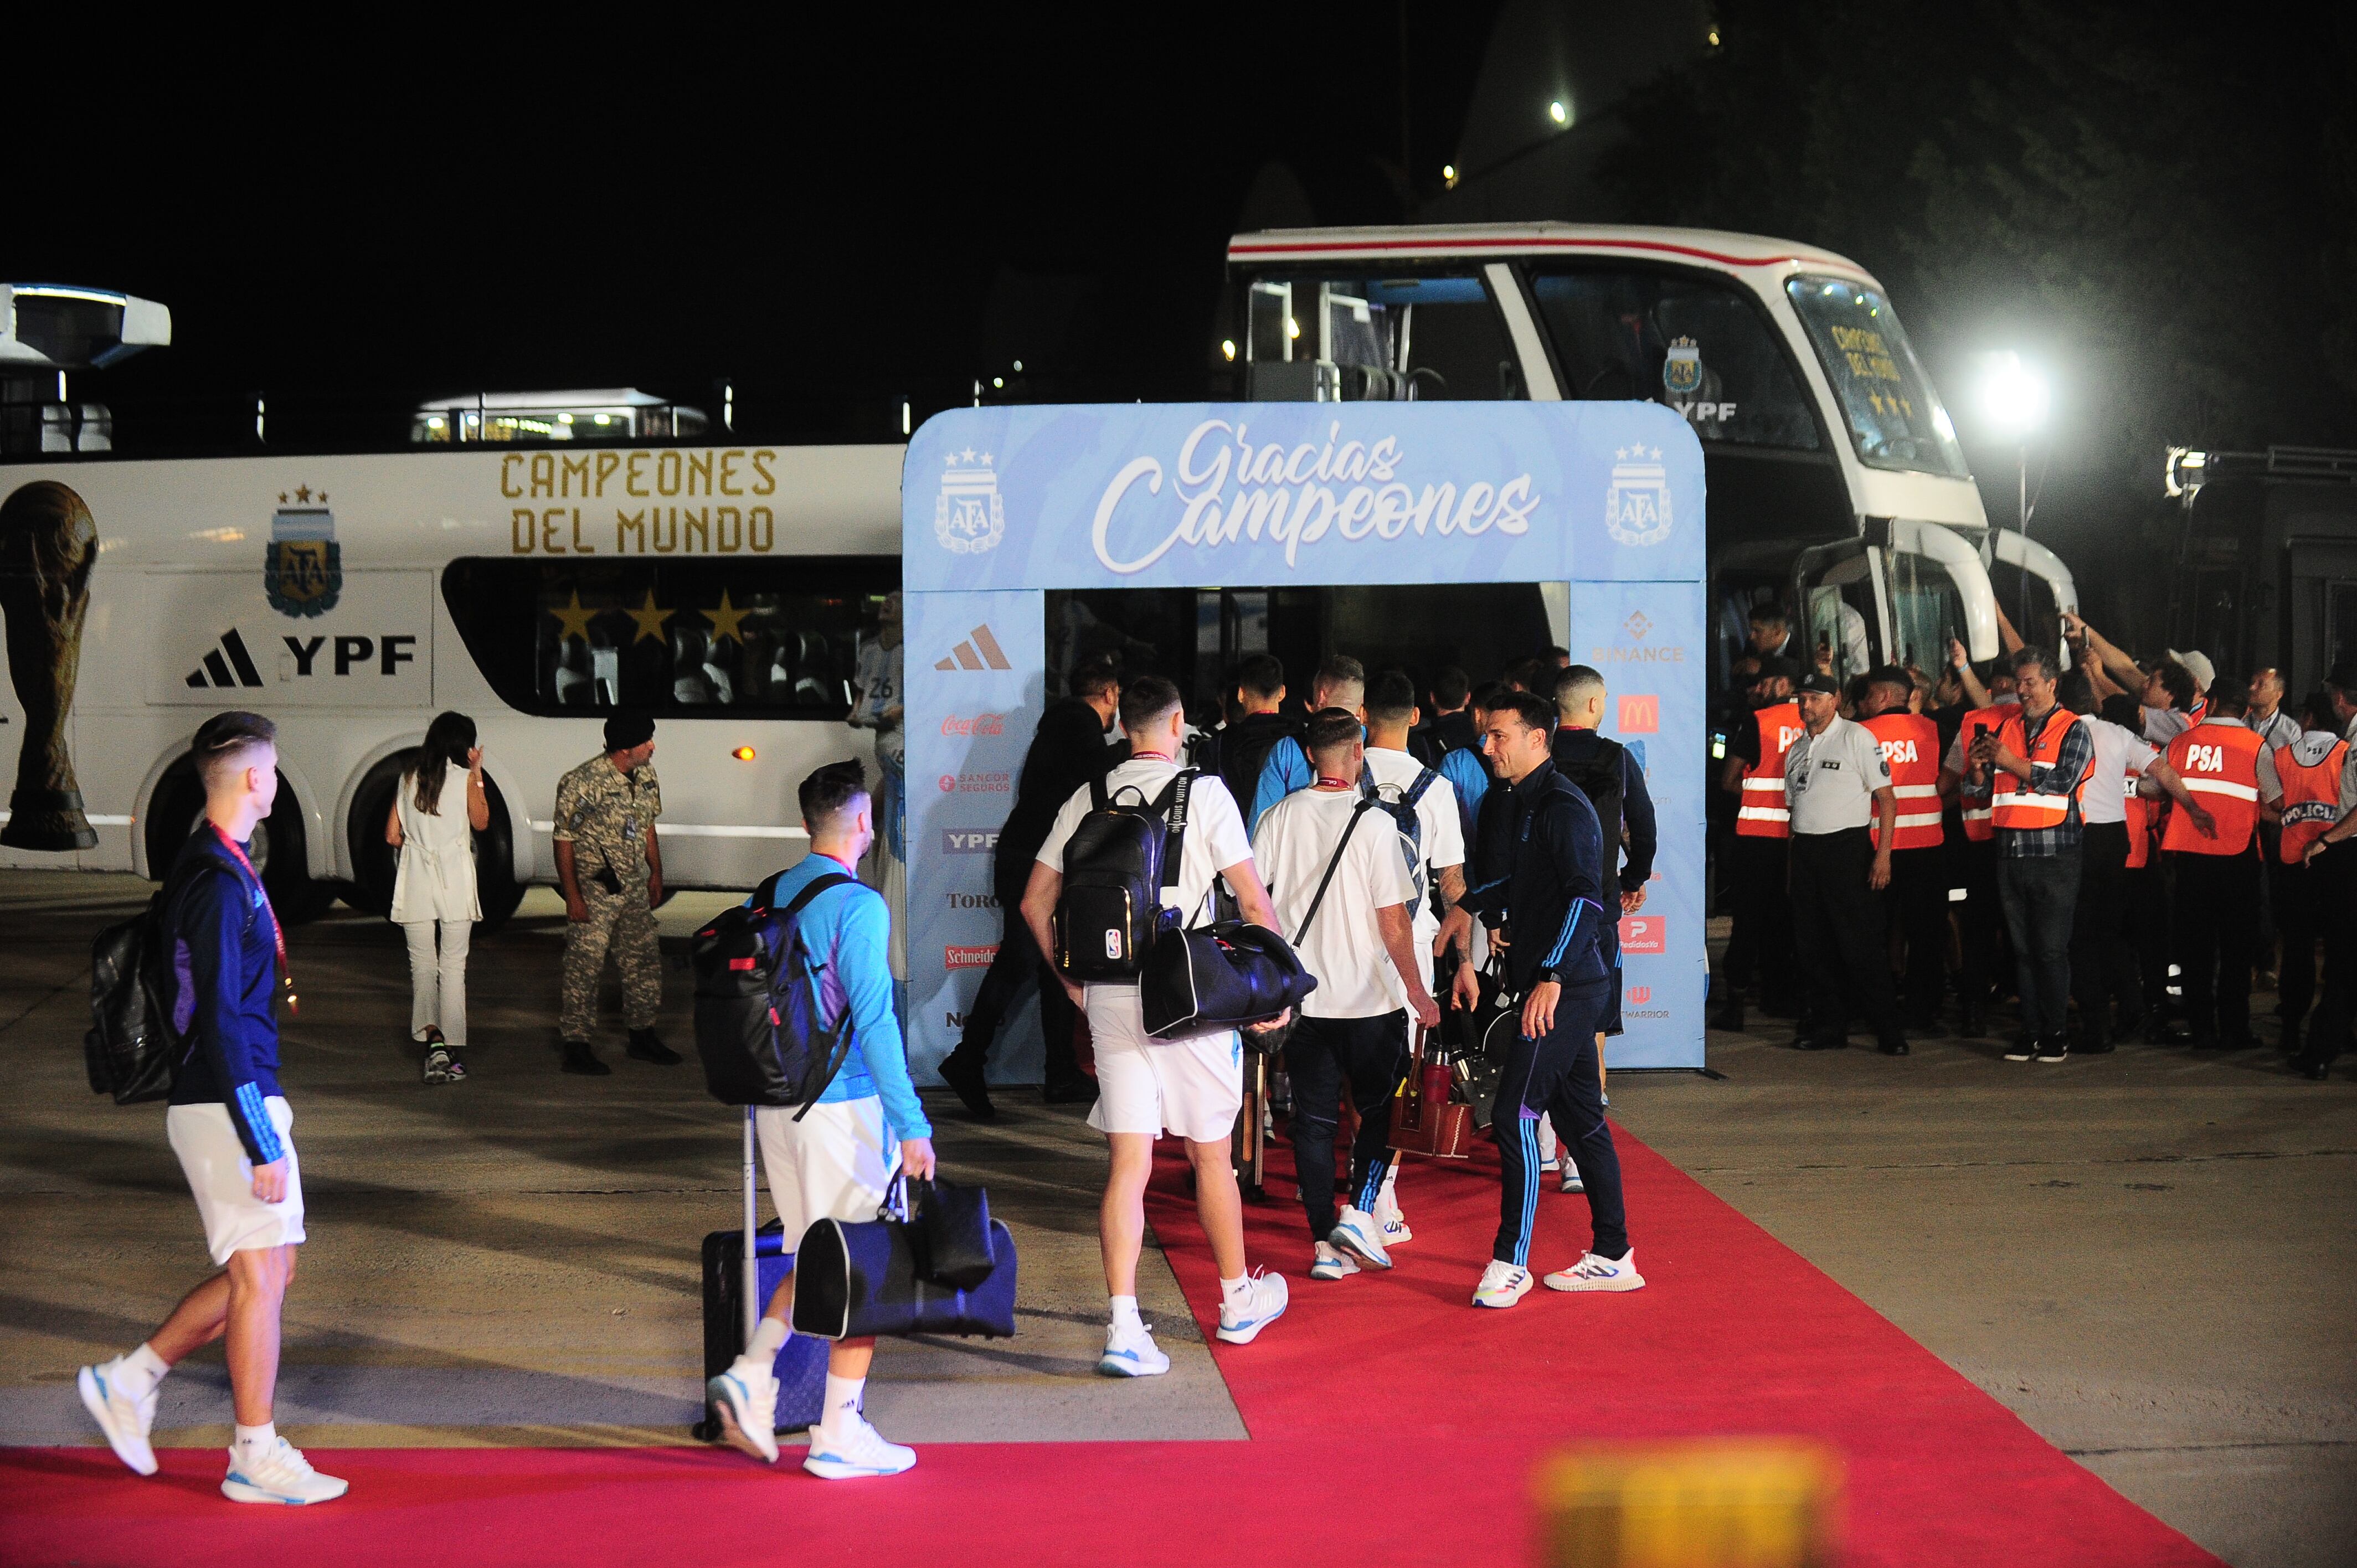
[385,712,486,1084]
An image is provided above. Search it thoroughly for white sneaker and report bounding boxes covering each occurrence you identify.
[1472,1259,1533,1309]
[1543,1249,1646,1293]
[1216,1268,1289,1344]
[1375,1195,1412,1246]
[1327,1206,1393,1269]
[76,1360,159,1477]
[706,1364,779,1463]
[221,1436,349,1504]
[1538,1156,1560,1174]
[1309,1241,1360,1281]
[1560,1158,1584,1194]
[802,1413,915,1479]
[1097,1321,1170,1377]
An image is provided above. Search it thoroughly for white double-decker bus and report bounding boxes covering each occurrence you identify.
[0,440,900,923]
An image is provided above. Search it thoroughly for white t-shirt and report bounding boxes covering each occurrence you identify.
[1361,745,1464,955]
[1253,787,1414,1019]
[1784,715,1892,834]
[1036,759,1254,935]
[2081,718,2158,826]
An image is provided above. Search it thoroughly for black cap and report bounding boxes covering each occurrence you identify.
[1793,670,1841,697]
[603,711,656,751]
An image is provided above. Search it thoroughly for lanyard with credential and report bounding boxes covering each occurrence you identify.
[212,823,299,1015]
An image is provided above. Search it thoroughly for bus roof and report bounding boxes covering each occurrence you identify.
[1225,223,1878,283]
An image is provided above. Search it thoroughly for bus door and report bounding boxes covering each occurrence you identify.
[1986,529,2080,667]
[1792,538,1886,684]
[1885,519,2001,674]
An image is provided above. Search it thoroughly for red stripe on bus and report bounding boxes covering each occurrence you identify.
[1224,236,1866,274]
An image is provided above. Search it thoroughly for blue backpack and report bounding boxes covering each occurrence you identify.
[1360,760,1440,921]
[691,871,862,1115]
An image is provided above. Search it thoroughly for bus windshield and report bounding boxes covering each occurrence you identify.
[1785,278,1968,478]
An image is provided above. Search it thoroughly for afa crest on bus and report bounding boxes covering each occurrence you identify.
[935,450,1005,555]
[266,496,341,617]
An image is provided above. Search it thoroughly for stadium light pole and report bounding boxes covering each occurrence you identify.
[1979,352,2051,632]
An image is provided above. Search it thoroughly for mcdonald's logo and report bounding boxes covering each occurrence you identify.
[934,624,1012,672]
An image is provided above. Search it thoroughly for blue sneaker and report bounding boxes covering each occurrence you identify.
[1328,1206,1393,1269]
[1215,1269,1289,1344]
[1096,1322,1170,1377]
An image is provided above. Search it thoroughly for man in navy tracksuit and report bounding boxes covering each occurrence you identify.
[1437,691,1644,1309]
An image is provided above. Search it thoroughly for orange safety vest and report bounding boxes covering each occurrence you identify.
[1990,705,2092,832]
[2162,722,2263,855]
[2123,764,2159,869]
[2273,736,2346,864]
[1735,701,1804,840]
[1864,712,1943,850]
[1956,703,2015,843]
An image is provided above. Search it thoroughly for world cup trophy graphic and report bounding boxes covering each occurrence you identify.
[0,481,100,850]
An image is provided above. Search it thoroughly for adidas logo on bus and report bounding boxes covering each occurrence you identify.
[934,624,1012,672]
[184,628,266,689]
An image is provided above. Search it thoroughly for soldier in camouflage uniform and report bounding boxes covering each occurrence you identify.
[553,713,680,1075]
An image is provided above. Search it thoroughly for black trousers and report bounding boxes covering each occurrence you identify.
[1885,847,1948,1024]
[1285,1011,1410,1244]
[2169,847,2262,1040]
[1789,829,1905,1046]
[2304,847,2357,1066]
[2274,858,2319,1027]
[954,901,1081,1084]
[1722,835,1795,1011]
[1493,981,1624,1266]
[1953,837,2006,1019]
[2125,859,2174,1019]
[2068,823,2140,1042]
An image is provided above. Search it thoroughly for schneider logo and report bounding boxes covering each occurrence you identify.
[934,623,1012,672]
[941,829,1000,854]
[941,713,1005,736]
[945,945,998,969]
[938,772,1012,794]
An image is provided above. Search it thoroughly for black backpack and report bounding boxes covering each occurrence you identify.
[85,860,204,1105]
[1359,760,1441,922]
[691,871,861,1115]
[1055,770,1196,981]
[1552,734,1628,902]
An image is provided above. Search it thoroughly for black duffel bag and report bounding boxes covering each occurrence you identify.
[1140,918,1316,1040]
[792,1179,1017,1340]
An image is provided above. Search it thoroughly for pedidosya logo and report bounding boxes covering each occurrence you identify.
[936,449,1004,555]
[1604,445,1672,547]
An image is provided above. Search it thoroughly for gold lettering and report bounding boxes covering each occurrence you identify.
[561,453,591,497]
[752,450,776,496]
[687,450,713,496]
[501,455,524,498]
[626,451,649,497]
[541,509,566,553]
[653,509,678,553]
[530,452,557,499]
[749,505,774,551]
[616,508,646,551]
[595,451,621,497]
[570,507,594,553]
[716,506,743,552]
[512,508,536,552]
[656,450,682,497]
[682,506,709,553]
[719,449,744,495]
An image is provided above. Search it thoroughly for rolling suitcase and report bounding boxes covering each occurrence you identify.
[693,1107,827,1441]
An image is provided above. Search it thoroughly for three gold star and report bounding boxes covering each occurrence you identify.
[625,589,675,644]
[549,590,599,642]
[702,590,749,647]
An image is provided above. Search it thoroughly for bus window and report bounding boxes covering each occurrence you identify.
[1785,278,1969,478]
[1242,272,1517,400]
[1527,269,1821,451]
[1885,549,1968,674]
[442,556,897,719]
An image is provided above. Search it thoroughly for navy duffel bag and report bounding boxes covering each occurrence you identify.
[791,1179,1018,1340]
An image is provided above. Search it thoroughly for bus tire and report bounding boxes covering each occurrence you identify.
[144,760,332,925]
[346,750,526,932]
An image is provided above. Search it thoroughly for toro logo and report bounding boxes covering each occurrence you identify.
[938,771,1012,794]
[941,713,1006,737]
[947,891,997,910]
[945,945,997,969]
[941,829,1000,855]
[1617,694,1659,734]
[1619,916,1665,955]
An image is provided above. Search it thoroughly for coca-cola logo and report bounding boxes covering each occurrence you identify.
[941,713,1006,737]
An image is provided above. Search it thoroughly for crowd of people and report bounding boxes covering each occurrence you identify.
[1715,602,2357,1077]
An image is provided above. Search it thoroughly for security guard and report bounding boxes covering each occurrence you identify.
[2293,664,2357,1079]
[2156,694,2261,1048]
[553,713,677,1076]
[1785,670,1907,1055]
[1714,657,1802,1030]
[1860,669,1946,1029]
[2261,703,2348,1061]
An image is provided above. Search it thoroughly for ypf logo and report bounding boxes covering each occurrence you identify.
[940,829,1000,855]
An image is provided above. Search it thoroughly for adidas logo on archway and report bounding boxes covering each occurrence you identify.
[184,628,265,689]
[934,624,1011,672]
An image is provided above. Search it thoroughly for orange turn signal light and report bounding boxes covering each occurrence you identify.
[731,746,756,761]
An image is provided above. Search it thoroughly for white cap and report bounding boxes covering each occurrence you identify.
[2168,648,2216,693]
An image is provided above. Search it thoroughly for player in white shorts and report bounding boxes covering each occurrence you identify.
[1021,675,1293,1376]
[74,712,347,1505]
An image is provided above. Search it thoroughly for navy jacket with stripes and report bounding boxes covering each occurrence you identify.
[1463,760,1613,995]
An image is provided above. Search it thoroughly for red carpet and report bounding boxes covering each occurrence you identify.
[0,1129,2221,1568]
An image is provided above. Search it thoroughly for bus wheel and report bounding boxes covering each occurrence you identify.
[473,774,526,932]
[143,761,331,924]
